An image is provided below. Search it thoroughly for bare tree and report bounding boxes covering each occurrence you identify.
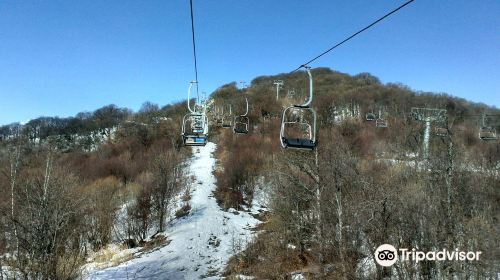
[129,185,152,241]
[151,151,184,232]
[84,176,122,250]
[9,150,86,279]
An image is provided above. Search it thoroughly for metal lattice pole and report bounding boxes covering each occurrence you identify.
[273,80,283,101]
[410,107,447,159]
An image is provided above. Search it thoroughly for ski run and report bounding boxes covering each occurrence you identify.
[84,142,266,279]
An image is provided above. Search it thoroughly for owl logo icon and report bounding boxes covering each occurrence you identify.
[375,244,398,267]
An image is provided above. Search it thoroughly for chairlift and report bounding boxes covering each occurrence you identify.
[287,89,296,99]
[181,81,208,146]
[479,127,498,141]
[233,98,249,134]
[375,108,388,128]
[376,118,388,128]
[222,105,233,128]
[280,66,317,150]
[182,113,208,146]
[214,106,223,125]
[478,114,498,141]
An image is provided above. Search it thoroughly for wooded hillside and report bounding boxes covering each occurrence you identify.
[210,68,499,279]
[0,67,498,279]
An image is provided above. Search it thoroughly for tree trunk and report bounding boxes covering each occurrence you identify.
[9,141,21,257]
[336,190,347,280]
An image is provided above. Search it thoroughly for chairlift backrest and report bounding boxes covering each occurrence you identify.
[376,118,388,128]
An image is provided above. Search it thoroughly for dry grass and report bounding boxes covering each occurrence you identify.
[91,244,134,269]
[89,236,170,270]
[140,235,170,254]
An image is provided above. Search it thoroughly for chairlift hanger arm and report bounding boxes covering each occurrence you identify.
[187,81,197,113]
[299,66,313,107]
[242,98,248,117]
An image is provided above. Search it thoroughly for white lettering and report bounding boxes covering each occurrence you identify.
[377,245,482,266]
[446,250,456,260]
[399,248,408,261]
[466,252,476,260]
[436,250,445,261]
[416,252,425,263]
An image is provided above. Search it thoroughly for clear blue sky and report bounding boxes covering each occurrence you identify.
[0,0,498,125]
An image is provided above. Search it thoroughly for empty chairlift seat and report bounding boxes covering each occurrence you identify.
[434,127,448,137]
[222,120,233,128]
[282,137,316,150]
[366,113,376,121]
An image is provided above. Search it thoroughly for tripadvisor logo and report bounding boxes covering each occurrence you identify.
[374,244,398,267]
[374,244,482,267]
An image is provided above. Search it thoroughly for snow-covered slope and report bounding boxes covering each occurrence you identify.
[85,142,263,279]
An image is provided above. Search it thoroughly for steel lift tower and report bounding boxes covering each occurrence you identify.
[273,80,284,101]
[410,107,447,159]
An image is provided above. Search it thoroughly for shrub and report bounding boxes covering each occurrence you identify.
[175,203,191,219]
[83,176,123,250]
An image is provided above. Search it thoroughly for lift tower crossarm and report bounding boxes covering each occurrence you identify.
[187,81,197,114]
[300,66,313,108]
